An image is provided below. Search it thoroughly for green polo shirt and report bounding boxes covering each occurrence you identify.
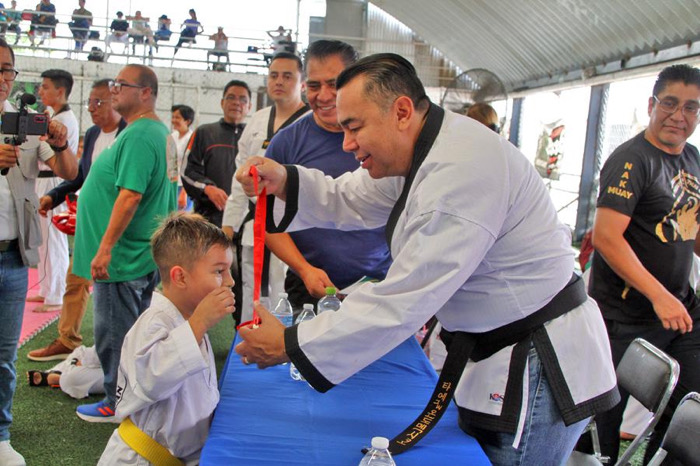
[74,118,177,282]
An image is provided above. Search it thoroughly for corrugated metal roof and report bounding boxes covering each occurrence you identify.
[371,0,700,91]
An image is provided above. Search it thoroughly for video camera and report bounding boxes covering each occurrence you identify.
[1,93,49,175]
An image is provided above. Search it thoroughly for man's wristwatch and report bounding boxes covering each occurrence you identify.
[50,142,69,153]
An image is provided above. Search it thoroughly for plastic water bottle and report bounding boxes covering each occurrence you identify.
[359,437,395,466]
[271,292,294,328]
[317,286,341,314]
[290,304,315,381]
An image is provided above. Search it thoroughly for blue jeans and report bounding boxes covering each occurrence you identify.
[93,271,159,408]
[468,346,590,466]
[0,250,28,441]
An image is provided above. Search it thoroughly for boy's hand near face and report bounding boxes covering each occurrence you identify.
[188,286,235,344]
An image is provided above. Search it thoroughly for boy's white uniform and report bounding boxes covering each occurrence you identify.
[98,293,219,465]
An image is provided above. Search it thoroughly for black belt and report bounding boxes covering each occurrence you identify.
[384,273,587,455]
[0,239,19,252]
[38,170,56,178]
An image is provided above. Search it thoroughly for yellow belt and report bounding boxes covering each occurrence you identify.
[118,417,185,466]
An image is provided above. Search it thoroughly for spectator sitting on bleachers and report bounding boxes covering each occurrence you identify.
[153,14,171,49]
[105,10,128,54]
[0,3,7,40]
[5,0,21,44]
[126,10,155,58]
[29,0,57,47]
[207,26,229,71]
[68,0,92,56]
[267,25,294,54]
[173,8,202,57]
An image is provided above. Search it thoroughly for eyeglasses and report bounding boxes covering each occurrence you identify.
[0,68,19,81]
[108,80,147,92]
[653,96,700,118]
[85,98,109,108]
[223,95,249,104]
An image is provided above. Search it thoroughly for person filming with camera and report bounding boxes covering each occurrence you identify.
[0,38,77,466]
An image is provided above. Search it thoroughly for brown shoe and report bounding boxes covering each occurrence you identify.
[27,339,73,362]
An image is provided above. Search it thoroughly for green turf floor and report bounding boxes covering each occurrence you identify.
[11,297,235,465]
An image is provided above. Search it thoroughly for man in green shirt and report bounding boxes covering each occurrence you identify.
[73,64,177,422]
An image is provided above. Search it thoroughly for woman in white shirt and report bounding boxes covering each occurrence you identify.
[171,104,195,210]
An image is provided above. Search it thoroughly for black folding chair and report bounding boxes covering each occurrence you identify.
[568,338,680,465]
[646,392,700,466]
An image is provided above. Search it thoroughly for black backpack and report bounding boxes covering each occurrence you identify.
[87,47,104,62]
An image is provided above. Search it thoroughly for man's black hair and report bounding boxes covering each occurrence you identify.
[172,104,195,124]
[304,40,358,72]
[0,38,15,65]
[270,52,303,74]
[223,80,251,99]
[336,53,430,112]
[92,78,111,89]
[653,64,700,97]
[41,69,74,98]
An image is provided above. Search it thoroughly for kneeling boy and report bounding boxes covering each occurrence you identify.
[98,213,235,465]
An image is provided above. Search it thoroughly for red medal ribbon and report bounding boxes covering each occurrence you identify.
[250,165,266,326]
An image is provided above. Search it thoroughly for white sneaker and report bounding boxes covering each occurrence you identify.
[0,440,26,466]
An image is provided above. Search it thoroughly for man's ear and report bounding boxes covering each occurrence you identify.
[394,95,414,130]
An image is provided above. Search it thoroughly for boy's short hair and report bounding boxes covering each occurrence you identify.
[40,69,74,98]
[151,213,231,284]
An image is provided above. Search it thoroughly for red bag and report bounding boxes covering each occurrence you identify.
[51,195,77,235]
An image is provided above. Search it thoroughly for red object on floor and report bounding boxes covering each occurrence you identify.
[18,268,61,348]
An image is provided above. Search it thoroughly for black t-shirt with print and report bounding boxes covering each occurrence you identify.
[589,131,700,323]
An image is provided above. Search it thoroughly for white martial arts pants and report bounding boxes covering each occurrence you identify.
[35,177,69,305]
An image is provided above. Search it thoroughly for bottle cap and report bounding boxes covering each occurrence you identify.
[371,437,389,450]
[303,303,314,310]
[325,286,336,295]
[278,292,288,298]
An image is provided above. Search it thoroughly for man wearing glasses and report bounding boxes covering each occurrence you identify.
[71,65,177,423]
[28,78,126,363]
[0,38,78,466]
[183,80,251,227]
[588,64,700,463]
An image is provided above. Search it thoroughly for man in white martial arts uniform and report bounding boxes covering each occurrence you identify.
[98,213,235,465]
[27,69,79,311]
[221,51,308,324]
[234,54,620,465]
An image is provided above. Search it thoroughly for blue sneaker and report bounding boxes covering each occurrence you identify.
[76,400,118,423]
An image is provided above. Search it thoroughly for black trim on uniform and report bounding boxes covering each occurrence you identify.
[284,325,334,392]
[458,338,531,434]
[533,328,621,425]
[266,165,299,232]
[385,103,443,248]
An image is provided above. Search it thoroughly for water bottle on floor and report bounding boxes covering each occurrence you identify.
[359,437,395,466]
[290,303,315,381]
[271,292,294,327]
[317,286,341,313]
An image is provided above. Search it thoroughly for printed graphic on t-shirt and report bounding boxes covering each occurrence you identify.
[656,168,700,243]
